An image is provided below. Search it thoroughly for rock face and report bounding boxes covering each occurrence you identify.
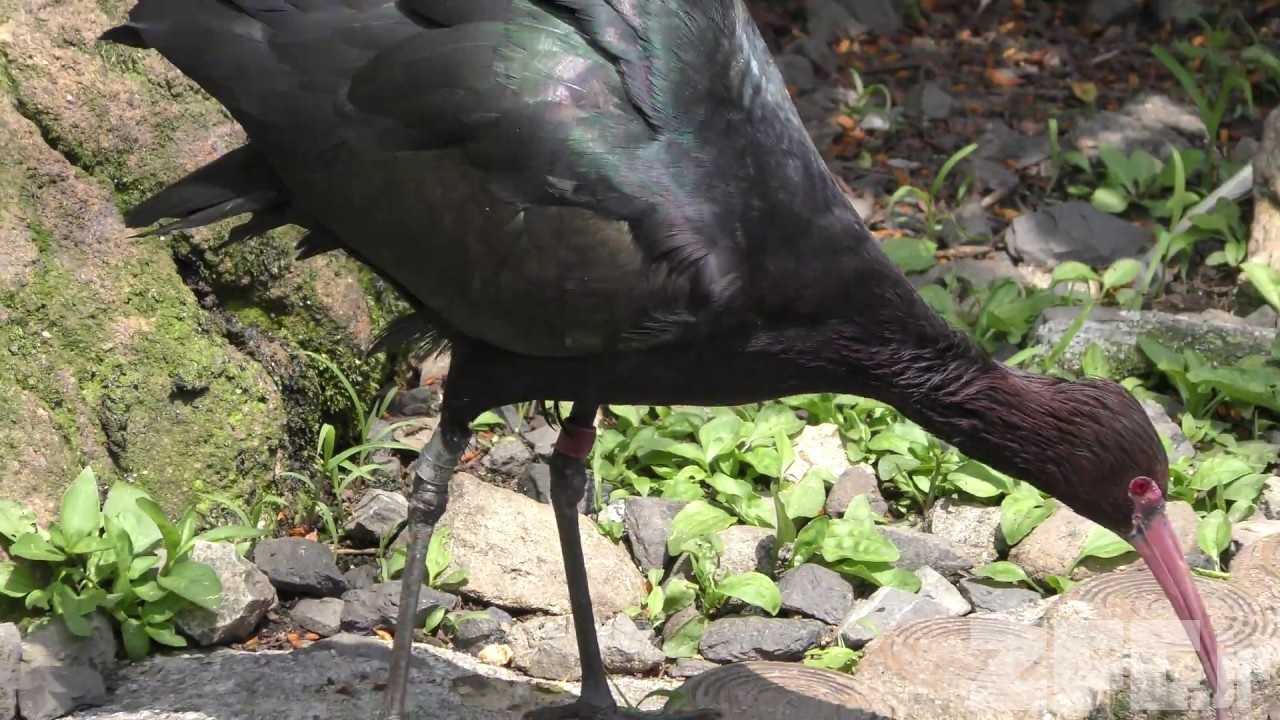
[0,0,402,516]
[437,473,645,620]
[175,541,276,646]
[18,614,117,720]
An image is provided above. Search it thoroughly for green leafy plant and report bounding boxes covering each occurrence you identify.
[0,467,263,659]
[379,525,469,591]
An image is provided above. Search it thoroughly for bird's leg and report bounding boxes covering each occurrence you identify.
[380,409,472,720]
[524,403,720,720]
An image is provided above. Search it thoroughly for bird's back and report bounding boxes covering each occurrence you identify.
[108,0,873,358]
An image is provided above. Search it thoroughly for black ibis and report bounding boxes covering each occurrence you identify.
[100,0,1225,718]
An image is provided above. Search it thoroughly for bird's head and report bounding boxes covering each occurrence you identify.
[1015,374,1224,715]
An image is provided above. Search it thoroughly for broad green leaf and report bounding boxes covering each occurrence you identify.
[744,405,805,447]
[779,472,826,520]
[120,618,151,660]
[426,526,453,586]
[0,561,38,597]
[133,580,168,603]
[1051,261,1100,285]
[1196,510,1231,562]
[60,467,102,547]
[662,578,697,615]
[103,483,163,553]
[706,473,756,500]
[880,237,938,273]
[999,491,1052,546]
[948,461,1013,499]
[10,533,66,562]
[696,416,744,465]
[1222,474,1268,504]
[422,605,447,633]
[1102,258,1143,290]
[68,535,115,556]
[1242,263,1280,312]
[128,555,161,580]
[1077,527,1134,563]
[791,516,829,567]
[1045,574,1076,593]
[0,500,36,542]
[821,528,899,564]
[666,501,735,556]
[157,560,222,612]
[716,572,781,615]
[1091,186,1129,214]
[804,646,859,672]
[1080,343,1112,379]
[973,561,1031,585]
[661,614,707,659]
[144,621,188,647]
[135,498,180,561]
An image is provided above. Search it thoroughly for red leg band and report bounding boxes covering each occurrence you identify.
[555,424,597,460]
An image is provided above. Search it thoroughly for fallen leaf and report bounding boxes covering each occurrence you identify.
[374,628,394,641]
[985,68,1023,87]
[1070,81,1099,104]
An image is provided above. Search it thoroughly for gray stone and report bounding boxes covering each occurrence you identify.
[975,121,1052,168]
[518,463,553,504]
[343,564,380,591]
[837,587,950,648]
[775,55,816,93]
[699,617,826,663]
[1030,306,1278,378]
[342,490,408,546]
[785,423,850,481]
[623,497,689,572]
[437,474,645,620]
[1086,0,1141,25]
[0,623,19,720]
[777,563,855,625]
[60,633,677,719]
[1260,477,1280,521]
[175,541,276,646]
[1068,94,1206,160]
[713,525,776,581]
[805,0,868,45]
[251,537,347,598]
[1003,201,1152,267]
[905,82,954,121]
[521,421,559,458]
[824,464,886,518]
[453,607,514,652]
[834,0,902,35]
[340,581,459,633]
[668,658,719,679]
[291,598,344,637]
[509,615,582,681]
[18,614,116,720]
[1140,398,1194,462]
[599,614,663,674]
[914,566,971,617]
[878,524,975,576]
[957,578,1042,613]
[925,497,1001,569]
[940,200,993,248]
[483,437,534,475]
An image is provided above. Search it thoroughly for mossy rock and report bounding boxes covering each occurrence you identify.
[0,0,412,515]
[1030,306,1278,379]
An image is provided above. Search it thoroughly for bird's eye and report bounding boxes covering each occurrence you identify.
[1129,476,1156,497]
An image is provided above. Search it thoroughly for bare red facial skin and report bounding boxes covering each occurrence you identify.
[1128,476,1225,720]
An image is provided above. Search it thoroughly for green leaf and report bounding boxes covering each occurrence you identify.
[0,561,38,597]
[948,461,1013,499]
[880,237,938,273]
[68,535,115,556]
[422,604,447,633]
[10,533,66,562]
[144,621,188,648]
[779,472,827,520]
[135,498,180,561]
[1196,510,1231,562]
[791,516,829,567]
[1051,261,1100,285]
[662,578,697,615]
[1102,258,1143,290]
[426,526,453,586]
[696,416,744,465]
[157,560,222,612]
[103,483,163,553]
[716,572,781,615]
[661,614,707,659]
[60,467,102,547]
[1091,186,1129,214]
[0,500,37,543]
[820,525,899,564]
[128,555,161,580]
[120,618,152,660]
[973,561,1032,585]
[999,491,1052,546]
[1080,343,1112,379]
[1077,527,1134,563]
[666,501,735,556]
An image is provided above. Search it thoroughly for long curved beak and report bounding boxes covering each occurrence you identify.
[1130,507,1225,720]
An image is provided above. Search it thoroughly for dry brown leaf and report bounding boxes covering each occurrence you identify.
[374,628,394,641]
[985,68,1023,87]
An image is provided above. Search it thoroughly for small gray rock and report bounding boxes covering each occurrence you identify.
[1140,398,1194,462]
[252,537,347,598]
[453,607,514,652]
[483,437,534,474]
[623,497,689,572]
[825,465,887,518]
[775,55,816,93]
[521,421,560,458]
[339,581,459,633]
[835,0,902,35]
[713,525,776,580]
[518,463,552,504]
[958,578,1042,613]
[778,564,855,625]
[699,617,826,663]
[291,598,344,637]
[976,121,1052,168]
[905,81,954,121]
[175,541,276,646]
[914,566,971,617]
[838,587,950,647]
[1,623,19,720]
[941,200,993,248]
[343,490,408,546]
[343,564,380,591]
[1261,477,1280,521]
[509,615,582,681]
[18,614,116,720]
[1004,201,1152,267]
[668,657,719,678]
[926,498,1001,569]
[878,525,975,576]
[599,614,663,674]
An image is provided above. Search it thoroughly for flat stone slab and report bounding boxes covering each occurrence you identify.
[64,634,675,720]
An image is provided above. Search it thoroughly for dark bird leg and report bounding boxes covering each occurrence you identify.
[381,408,472,720]
[525,403,720,720]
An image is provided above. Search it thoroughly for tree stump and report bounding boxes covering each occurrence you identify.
[1247,106,1280,270]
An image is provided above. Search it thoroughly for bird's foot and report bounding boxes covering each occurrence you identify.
[522,700,721,720]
